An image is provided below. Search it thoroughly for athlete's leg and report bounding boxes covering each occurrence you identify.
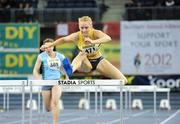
[71,51,87,72]
[96,59,127,84]
[78,56,92,72]
[42,90,51,111]
[51,85,62,124]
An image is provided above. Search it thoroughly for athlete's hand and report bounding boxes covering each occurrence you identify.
[40,45,46,51]
[84,37,94,44]
[40,43,52,51]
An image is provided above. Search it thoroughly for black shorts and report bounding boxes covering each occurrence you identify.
[89,56,104,71]
[42,86,53,91]
[42,79,60,91]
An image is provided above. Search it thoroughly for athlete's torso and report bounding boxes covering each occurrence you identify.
[76,29,102,59]
[39,51,65,80]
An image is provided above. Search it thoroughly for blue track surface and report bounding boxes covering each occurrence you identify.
[0,109,180,124]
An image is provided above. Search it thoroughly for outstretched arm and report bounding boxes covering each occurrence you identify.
[40,33,78,51]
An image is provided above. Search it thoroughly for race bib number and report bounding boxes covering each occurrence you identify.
[83,44,99,54]
[47,58,61,70]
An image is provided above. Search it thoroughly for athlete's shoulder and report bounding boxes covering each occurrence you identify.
[71,32,79,40]
[93,29,102,34]
[39,51,46,55]
[56,52,65,60]
[39,51,46,57]
[56,52,64,56]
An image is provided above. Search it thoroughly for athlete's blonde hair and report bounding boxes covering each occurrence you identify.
[78,16,93,26]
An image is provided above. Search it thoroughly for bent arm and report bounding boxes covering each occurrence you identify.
[33,55,42,79]
[93,30,112,44]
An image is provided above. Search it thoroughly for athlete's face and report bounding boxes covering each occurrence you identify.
[44,42,54,53]
[79,21,92,37]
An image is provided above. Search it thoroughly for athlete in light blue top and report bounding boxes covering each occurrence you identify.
[33,38,71,124]
[39,51,65,80]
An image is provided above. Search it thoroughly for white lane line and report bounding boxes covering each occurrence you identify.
[61,112,81,116]
[1,112,82,124]
[61,117,88,124]
[90,110,120,117]
[106,110,151,124]
[2,119,33,124]
[132,110,151,117]
[106,117,129,124]
[160,109,180,124]
[2,117,88,124]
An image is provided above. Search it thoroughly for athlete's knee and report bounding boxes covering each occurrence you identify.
[51,99,59,107]
[113,74,128,84]
[122,77,128,85]
[78,51,86,58]
[45,106,51,112]
[118,76,128,85]
[52,85,61,91]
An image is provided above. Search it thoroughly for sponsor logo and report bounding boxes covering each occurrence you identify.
[58,80,95,85]
[149,76,180,88]
[78,80,95,85]
[58,80,77,85]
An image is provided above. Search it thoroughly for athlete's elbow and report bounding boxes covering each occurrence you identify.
[33,71,37,77]
[33,69,39,77]
[106,36,112,42]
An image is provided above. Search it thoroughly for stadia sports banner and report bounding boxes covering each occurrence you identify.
[121,21,180,75]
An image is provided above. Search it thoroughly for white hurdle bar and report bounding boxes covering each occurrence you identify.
[28,79,124,86]
[28,79,124,124]
[0,80,170,124]
[0,80,27,124]
[124,85,170,115]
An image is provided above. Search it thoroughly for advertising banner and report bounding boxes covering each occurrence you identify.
[121,21,180,75]
[0,23,39,48]
[0,52,38,74]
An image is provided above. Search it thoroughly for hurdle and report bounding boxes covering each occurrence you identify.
[28,79,124,124]
[0,80,27,124]
[0,80,170,124]
[125,85,170,114]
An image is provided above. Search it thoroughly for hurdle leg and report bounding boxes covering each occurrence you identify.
[7,87,9,113]
[3,90,6,111]
[125,90,128,110]
[100,86,103,114]
[38,86,41,114]
[38,86,43,122]
[22,81,25,124]
[29,81,33,124]
[153,85,157,114]
[87,90,90,110]
[95,86,98,114]
[120,80,123,124]
[167,91,170,107]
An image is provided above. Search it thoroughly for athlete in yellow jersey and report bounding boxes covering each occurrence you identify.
[41,16,127,84]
